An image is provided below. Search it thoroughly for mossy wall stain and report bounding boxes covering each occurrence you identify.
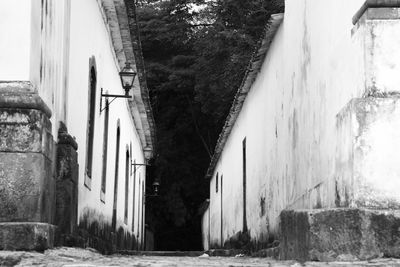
[76,208,137,254]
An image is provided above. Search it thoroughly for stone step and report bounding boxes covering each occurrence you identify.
[251,247,280,259]
[0,223,56,251]
[280,208,400,262]
[116,250,205,257]
[207,249,248,257]
[116,249,252,257]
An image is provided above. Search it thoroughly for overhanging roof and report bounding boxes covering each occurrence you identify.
[98,0,156,159]
[205,13,284,179]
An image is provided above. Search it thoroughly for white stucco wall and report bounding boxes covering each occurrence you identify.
[0,0,32,81]
[353,10,400,95]
[0,0,149,248]
[66,0,146,244]
[208,0,367,248]
[0,0,71,135]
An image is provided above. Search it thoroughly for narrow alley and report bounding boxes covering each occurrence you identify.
[3,0,400,266]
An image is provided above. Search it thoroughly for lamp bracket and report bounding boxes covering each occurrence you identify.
[132,162,150,173]
[100,88,132,113]
[131,163,150,167]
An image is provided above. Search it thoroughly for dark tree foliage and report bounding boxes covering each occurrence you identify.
[135,0,283,250]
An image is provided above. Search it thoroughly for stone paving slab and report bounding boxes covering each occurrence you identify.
[2,247,400,266]
[117,250,205,257]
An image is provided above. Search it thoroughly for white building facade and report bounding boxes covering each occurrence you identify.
[0,0,155,252]
[202,0,400,260]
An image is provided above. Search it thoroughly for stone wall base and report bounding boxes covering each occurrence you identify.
[280,208,400,261]
[0,223,56,251]
[0,85,56,252]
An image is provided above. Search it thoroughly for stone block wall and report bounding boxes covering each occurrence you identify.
[0,84,56,250]
[280,209,400,261]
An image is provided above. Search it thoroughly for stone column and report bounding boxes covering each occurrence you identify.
[0,83,56,251]
[281,1,400,261]
[55,122,79,246]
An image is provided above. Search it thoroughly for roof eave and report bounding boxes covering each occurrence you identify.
[98,0,156,159]
[205,13,284,179]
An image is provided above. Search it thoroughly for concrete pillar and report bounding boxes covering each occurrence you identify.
[0,83,56,251]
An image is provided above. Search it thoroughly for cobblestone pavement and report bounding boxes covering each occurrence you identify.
[2,248,400,267]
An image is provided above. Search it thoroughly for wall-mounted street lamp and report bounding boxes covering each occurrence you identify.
[147,181,160,198]
[131,162,159,197]
[132,162,149,171]
[100,62,137,112]
[143,146,152,160]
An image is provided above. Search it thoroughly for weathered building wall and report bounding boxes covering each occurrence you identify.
[206,0,368,250]
[0,0,71,135]
[0,0,62,251]
[0,0,153,252]
[66,0,147,250]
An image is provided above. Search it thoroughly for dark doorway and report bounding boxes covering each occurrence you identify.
[137,177,141,241]
[84,59,97,188]
[112,123,121,230]
[132,160,136,232]
[124,149,130,224]
[220,174,223,247]
[100,99,109,200]
[141,181,145,250]
[242,138,247,233]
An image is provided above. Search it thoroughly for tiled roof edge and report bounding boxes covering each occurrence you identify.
[205,13,284,179]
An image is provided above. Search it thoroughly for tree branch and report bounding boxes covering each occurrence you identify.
[185,95,212,159]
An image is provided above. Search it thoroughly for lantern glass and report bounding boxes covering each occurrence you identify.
[119,62,136,94]
[143,146,152,159]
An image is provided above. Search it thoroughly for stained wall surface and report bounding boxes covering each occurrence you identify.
[67,0,146,246]
[0,0,148,249]
[206,0,367,248]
